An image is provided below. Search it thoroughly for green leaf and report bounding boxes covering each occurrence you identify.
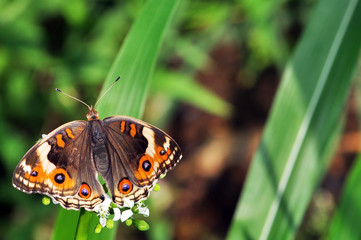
[96,0,180,119]
[227,0,361,239]
[51,0,180,239]
[327,154,361,239]
[151,70,232,118]
[52,210,79,240]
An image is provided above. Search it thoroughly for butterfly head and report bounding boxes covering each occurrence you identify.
[86,107,100,121]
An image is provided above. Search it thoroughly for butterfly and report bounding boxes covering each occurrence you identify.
[12,81,182,211]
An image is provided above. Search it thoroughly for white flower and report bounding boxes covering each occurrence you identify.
[135,202,149,217]
[137,205,149,217]
[115,198,134,222]
[94,197,111,227]
[93,196,150,228]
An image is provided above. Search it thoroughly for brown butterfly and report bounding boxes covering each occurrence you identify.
[12,80,182,211]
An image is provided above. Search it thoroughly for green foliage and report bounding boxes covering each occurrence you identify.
[151,70,232,118]
[2,0,361,239]
[54,0,180,239]
[227,0,361,239]
[327,154,361,240]
[1,0,229,238]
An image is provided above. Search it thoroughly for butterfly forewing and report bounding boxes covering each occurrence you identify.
[12,121,106,210]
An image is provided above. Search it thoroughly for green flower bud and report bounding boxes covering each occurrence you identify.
[42,196,51,206]
[125,218,133,227]
[106,219,114,229]
[133,219,150,231]
[95,224,102,233]
[153,183,161,192]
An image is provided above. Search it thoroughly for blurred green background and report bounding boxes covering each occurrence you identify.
[1,0,361,239]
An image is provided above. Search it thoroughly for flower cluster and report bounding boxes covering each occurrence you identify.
[40,156,159,233]
[93,196,150,232]
[95,197,148,226]
[43,194,151,232]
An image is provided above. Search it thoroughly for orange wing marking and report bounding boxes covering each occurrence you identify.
[56,134,65,148]
[65,128,75,139]
[130,123,136,138]
[120,121,126,133]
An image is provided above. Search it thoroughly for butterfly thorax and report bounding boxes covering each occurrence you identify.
[86,107,99,121]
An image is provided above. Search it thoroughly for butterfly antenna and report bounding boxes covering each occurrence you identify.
[55,88,92,110]
[94,76,121,108]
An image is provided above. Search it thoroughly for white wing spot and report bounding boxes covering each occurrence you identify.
[36,142,56,174]
[163,137,170,151]
[142,127,155,157]
[20,161,32,174]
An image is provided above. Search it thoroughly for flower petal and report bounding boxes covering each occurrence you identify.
[120,209,133,222]
[100,217,106,227]
[113,208,121,221]
[138,207,150,217]
[124,198,134,208]
[103,197,112,206]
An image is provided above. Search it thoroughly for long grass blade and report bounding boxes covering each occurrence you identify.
[227,0,361,239]
[51,0,180,239]
[96,0,180,119]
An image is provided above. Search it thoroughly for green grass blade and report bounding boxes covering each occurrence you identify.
[227,0,361,239]
[96,0,180,119]
[51,0,179,239]
[75,210,94,240]
[327,154,361,239]
[52,209,80,240]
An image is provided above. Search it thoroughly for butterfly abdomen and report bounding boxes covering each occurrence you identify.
[89,121,111,179]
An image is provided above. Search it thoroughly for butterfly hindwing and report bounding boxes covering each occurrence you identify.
[12,121,106,210]
[102,116,182,206]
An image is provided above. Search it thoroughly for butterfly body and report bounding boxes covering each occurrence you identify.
[13,108,182,211]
